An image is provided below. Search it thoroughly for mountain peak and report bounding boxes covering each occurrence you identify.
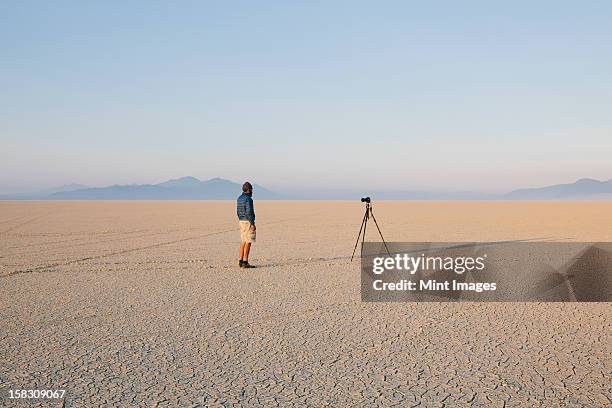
[574,178,600,185]
[156,176,202,188]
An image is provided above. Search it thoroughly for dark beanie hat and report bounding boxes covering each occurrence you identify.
[242,181,253,192]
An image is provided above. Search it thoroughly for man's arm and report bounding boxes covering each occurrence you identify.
[246,197,256,227]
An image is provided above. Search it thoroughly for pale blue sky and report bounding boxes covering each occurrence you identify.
[1,1,611,194]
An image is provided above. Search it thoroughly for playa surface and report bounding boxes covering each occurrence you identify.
[1,201,611,407]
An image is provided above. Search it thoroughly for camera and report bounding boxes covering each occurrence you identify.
[361,197,371,203]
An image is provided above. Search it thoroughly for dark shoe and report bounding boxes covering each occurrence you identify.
[239,260,244,268]
[242,262,254,268]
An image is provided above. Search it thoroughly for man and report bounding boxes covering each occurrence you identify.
[237,181,256,268]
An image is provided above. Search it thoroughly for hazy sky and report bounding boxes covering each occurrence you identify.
[1,1,611,194]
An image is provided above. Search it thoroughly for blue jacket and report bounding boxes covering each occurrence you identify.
[237,193,255,224]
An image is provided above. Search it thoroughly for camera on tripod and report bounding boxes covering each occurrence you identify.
[351,197,390,261]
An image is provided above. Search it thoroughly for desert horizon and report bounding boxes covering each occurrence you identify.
[3,175,612,200]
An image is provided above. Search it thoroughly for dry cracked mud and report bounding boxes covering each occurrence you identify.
[1,201,610,407]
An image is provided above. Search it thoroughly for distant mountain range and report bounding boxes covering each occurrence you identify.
[0,177,281,200]
[1,177,611,200]
[504,178,612,199]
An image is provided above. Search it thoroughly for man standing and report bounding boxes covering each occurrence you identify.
[237,181,256,268]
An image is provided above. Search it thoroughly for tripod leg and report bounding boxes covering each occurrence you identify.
[351,209,368,261]
[370,209,391,256]
[360,211,368,258]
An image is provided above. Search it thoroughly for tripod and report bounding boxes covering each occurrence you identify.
[351,200,391,261]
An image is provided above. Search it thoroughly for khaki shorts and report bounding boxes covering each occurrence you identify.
[239,220,256,243]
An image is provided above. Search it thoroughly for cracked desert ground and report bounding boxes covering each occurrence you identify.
[1,200,610,407]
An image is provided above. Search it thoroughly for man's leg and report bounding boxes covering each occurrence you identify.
[239,242,246,260]
[243,243,251,262]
